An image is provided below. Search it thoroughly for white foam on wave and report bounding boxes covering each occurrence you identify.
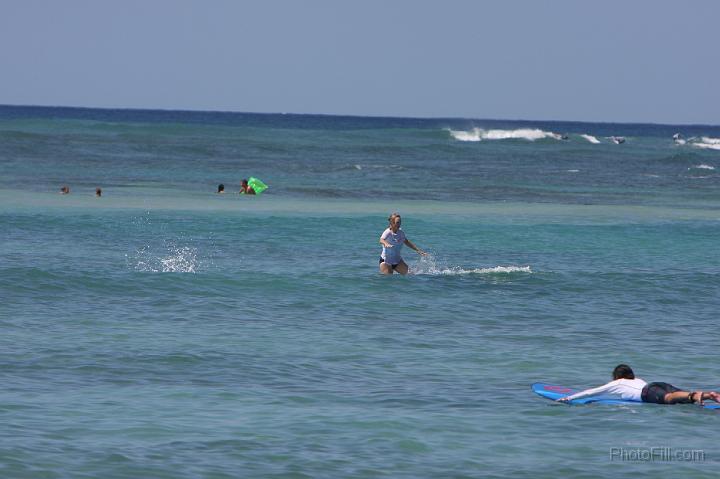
[689,164,715,170]
[693,142,720,150]
[448,128,561,142]
[684,136,720,150]
[580,134,601,144]
[352,164,403,171]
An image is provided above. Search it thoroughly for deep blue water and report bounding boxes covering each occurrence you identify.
[1,105,720,478]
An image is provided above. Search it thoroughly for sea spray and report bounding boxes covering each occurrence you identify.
[411,253,531,276]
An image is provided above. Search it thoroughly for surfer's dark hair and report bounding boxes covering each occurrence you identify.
[613,364,634,380]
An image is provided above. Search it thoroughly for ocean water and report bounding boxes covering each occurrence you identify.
[1,105,720,478]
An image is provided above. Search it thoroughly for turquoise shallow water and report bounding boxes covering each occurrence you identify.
[1,106,720,477]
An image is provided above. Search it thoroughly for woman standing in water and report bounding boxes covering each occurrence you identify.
[379,213,427,275]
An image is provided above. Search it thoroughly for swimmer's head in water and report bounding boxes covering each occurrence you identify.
[218,184,225,193]
[613,364,635,380]
[60,186,70,194]
[241,179,248,187]
[95,187,102,197]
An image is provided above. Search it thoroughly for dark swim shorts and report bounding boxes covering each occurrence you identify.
[641,382,683,404]
[379,257,399,269]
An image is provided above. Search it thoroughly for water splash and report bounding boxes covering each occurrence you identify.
[128,242,201,273]
[126,212,211,273]
[410,254,531,276]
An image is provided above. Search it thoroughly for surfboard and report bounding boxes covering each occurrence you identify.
[532,383,720,409]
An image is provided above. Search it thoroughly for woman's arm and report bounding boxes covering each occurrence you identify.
[380,231,393,248]
[558,381,616,402]
[404,239,427,255]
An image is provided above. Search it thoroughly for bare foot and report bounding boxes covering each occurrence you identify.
[706,391,720,403]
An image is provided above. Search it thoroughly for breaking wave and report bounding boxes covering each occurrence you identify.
[693,137,720,150]
[580,134,601,144]
[448,128,561,142]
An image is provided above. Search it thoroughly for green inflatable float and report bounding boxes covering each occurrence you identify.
[247,177,268,195]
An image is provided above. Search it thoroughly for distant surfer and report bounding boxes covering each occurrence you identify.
[557,364,720,405]
[609,136,625,144]
[217,184,225,194]
[95,187,102,197]
[60,186,70,194]
[379,213,427,275]
[240,179,256,195]
[673,133,686,145]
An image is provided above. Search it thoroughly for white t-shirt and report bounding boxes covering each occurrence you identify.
[380,228,406,265]
[565,378,647,402]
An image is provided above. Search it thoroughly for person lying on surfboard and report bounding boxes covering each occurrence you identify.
[557,364,720,405]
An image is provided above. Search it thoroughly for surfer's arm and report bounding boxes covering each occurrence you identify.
[560,381,616,402]
[404,239,427,255]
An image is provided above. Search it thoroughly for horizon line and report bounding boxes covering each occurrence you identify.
[0,103,718,129]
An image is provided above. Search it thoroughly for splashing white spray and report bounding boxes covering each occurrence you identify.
[410,253,531,276]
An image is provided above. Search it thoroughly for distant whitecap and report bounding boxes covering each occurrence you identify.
[448,128,561,142]
[580,134,601,144]
[689,164,715,171]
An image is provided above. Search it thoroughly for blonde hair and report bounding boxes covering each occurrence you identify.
[388,212,401,225]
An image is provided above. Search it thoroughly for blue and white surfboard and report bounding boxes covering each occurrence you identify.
[532,383,720,409]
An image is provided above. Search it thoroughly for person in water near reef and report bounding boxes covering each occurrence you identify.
[240,179,255,195]
[557,364,720,405]
[379,213,427,275]
[217,184,225,194]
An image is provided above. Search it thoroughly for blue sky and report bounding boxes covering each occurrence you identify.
[1,0,718,124]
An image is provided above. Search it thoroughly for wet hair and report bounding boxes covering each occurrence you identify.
[95,187,102,197]
[241,179,248,185]
[388,212,401,225]
[218,184,225,192]
[612,364,635,380]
